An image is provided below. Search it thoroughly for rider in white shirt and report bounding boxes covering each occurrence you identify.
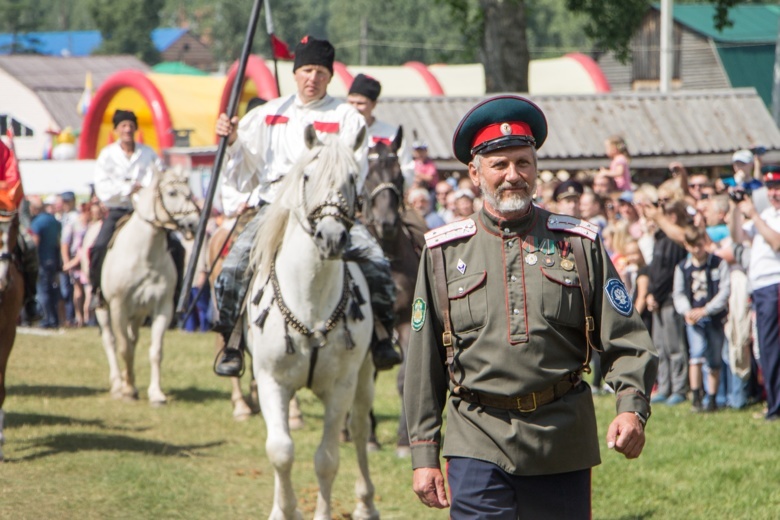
[213,36,400,376]
[89,110,185,308]
[347,73,415,189]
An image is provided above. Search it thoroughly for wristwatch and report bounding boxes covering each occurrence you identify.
[634,411,648,427]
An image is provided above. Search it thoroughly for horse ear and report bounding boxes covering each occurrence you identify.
[304,124,320,149]
[353,125,367,153]
[391,126,403,154]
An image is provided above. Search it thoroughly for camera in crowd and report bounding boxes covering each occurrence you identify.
[728,187,752,203]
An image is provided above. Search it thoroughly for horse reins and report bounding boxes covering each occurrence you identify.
[143,178,200,232]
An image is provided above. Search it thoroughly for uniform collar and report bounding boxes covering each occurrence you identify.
[479,203,537,238]
[295,93,333,109]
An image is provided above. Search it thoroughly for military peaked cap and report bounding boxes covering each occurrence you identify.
[452,95,547,165]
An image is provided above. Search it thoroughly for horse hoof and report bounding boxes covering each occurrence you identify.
[232,399,253,421]
[352,505,380,520]
[288,416,305,431]
[367,440,381,452]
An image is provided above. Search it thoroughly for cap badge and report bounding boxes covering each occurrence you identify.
[500,123,512,136]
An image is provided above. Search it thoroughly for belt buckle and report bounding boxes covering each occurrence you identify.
[517,393,537,413]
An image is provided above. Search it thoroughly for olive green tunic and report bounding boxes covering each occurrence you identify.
[404,205,658,476]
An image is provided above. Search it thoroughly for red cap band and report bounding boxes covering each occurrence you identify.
[471,121,532,150]
[765,172,780,183]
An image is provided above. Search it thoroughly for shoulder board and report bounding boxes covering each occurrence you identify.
[425,218,477,248]
[546,214,598,241]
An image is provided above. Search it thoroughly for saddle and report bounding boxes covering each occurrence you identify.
[106,213,133,250]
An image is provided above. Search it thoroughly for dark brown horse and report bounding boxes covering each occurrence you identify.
[362,129,426,453]
[0,212,24,461]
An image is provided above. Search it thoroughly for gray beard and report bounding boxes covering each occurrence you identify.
[482,186,532,214]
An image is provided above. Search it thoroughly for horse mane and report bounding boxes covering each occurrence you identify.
[250,135,359,278]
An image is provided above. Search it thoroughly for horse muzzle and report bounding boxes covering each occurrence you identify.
[314,218,349,260]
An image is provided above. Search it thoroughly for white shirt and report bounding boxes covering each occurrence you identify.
[744,205,780,290]
[94,142,164,208]
[223,93,368,204]
[367,118,415,189]
[218,180,262,218]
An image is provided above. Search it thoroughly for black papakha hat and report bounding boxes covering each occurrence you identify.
[452,95,547,165]
[762,164,780,185]
[112,109,138,128]
[293,35,335,75]
[349,74,381,101]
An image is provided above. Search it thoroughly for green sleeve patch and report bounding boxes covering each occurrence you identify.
[412,298,427,331]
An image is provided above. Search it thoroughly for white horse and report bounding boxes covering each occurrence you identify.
[246,126,378,520]
[96,166,199,404]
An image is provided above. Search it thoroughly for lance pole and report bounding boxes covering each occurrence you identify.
[176,0,264,316]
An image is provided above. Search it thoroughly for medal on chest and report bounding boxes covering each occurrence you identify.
[522,236,539,265]
[557,239,574,271]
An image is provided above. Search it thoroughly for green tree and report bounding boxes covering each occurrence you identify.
[88,0,164,64]
[0,0,48,53]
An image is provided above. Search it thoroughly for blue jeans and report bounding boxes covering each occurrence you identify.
[37,260,60,328]
[714,339,749,409]
[686,320,724,370]
[59,272,75,324]
[183,285,212,332]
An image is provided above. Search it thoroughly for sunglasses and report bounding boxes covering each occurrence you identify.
[688,183,708,189]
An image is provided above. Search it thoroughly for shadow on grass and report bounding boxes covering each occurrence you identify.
[8,384,104,398]
[602,511,656,520]
[6,412,150,433]
[167,385,231,404]
[8,432,225,462]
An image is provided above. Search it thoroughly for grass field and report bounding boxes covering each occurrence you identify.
[1,326,778,519]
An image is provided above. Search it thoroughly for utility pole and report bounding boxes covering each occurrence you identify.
[659,0,673,93]
[360,16,368,65]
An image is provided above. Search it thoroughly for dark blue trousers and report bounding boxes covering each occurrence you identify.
[753,284,780,419]
[446,457,591,519]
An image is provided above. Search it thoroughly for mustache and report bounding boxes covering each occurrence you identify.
[496,181,530,194]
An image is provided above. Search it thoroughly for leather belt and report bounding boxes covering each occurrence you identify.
[453,373,582,413]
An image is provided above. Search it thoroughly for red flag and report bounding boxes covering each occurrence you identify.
[271,34,294,60]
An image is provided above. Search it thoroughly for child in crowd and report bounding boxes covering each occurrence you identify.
[672,227,731,412]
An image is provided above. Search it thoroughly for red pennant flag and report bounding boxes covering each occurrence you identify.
[271,34,294,60]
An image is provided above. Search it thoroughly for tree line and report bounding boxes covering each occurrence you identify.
[0,0,754,92]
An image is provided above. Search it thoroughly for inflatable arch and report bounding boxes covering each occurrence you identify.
[77,53,610,159]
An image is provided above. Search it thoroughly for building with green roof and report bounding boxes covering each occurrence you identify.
[597,3,779,112]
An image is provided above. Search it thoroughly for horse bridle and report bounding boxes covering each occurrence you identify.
[363,151,404,224]
[298,167,358,236]
[144,177,200,231]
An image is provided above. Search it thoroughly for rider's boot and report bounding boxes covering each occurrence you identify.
[371,319,402,371]
[214,322,245,377]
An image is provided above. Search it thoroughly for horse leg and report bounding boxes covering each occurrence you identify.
[395,322,412,456]
[349,354,380,520]
[313,382,357,520]
[95,308,122,398]
[255,373,301,520]
[107,304,138,400]
[147,311,169,405]
[215,332,253,420]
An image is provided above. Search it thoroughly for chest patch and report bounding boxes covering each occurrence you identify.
[412,298,427,331]
[604,278,633,317]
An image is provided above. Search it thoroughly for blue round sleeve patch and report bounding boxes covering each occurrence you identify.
[604,278,633,317]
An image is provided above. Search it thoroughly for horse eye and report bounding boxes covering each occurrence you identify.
[167,190,178,197]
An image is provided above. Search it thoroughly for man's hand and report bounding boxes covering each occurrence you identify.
[738,197,757,220]
[606,411,646,459]
[412,467,450,509]
[215,113,239,146]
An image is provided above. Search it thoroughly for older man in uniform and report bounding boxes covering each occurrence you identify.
[405,95,658,517]
[213,36,400,376]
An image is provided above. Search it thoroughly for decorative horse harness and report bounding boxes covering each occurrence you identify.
[141,177,200,232]
[250,168,367,388]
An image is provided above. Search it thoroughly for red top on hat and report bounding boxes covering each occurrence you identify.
[471,121,532,151]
